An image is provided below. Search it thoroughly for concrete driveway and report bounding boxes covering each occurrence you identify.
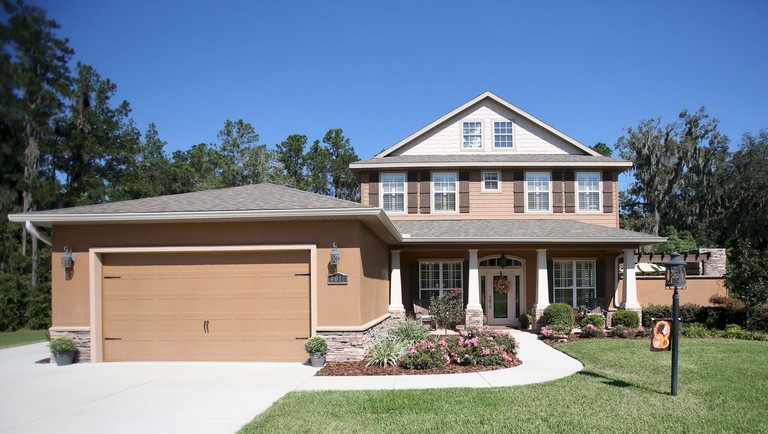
[0,343,318,434]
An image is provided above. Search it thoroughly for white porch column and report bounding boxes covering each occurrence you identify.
[465,249,483,327]
[388,250,405,319]
[622,249,642,314]
[533,249,550,328]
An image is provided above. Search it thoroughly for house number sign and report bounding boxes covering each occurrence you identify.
[328,272,348,285]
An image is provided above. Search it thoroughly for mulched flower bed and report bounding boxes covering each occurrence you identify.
[316,355,522,376]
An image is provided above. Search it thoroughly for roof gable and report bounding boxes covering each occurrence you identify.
[376,91,600,158]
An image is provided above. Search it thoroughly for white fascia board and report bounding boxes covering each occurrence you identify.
[8,208,386,225]
[350,161,633,170]
[399,236,667,244]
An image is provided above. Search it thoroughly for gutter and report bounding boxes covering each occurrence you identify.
[24,221,52,246]
[398,236,666,244]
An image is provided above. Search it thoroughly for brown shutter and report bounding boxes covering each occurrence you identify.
[564,171,575,213]
[552,171,564,213]
[459,171,470,213]
[368,173,379,207]
[419,172,431,214]
[513,171,525,213]
[407,172,418,214]
[603,171,614,213]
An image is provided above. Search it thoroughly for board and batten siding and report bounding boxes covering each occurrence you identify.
[393,100,583,156]
[359,169,620,228]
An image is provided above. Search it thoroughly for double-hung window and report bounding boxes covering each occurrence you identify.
[433,172,457,212]
[462,122,482,149]
[526,172,551,212]
[419,261,463,300]
[577,172,601,212]
[553,259,596,307]
[381,173,405,212]
[494,121,513,148]
[482,171,500,192]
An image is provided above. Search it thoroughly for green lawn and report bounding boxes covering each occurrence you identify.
[0,329,48,349]
[239,339,768,433]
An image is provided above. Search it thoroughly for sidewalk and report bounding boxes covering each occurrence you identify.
[296,332,583,391]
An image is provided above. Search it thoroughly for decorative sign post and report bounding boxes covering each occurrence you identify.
[664,252,687,396]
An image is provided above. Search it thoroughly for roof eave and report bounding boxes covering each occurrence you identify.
[8,208,385,227]
[350,160,633,170]
[399,236,667,244]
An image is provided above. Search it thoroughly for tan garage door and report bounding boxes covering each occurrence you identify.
[102,250,310,362]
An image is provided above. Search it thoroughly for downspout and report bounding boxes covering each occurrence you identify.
[25,221,52,247]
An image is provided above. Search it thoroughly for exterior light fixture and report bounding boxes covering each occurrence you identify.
[498,254,509,269]
[61,246,75,280]
[330,242,340,266]
[664,252,687,396]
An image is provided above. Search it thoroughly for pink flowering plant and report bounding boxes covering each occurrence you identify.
[608,325,645,338]
[398,327,518,370]
[580,323,604,339]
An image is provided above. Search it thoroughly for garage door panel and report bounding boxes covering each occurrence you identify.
[102,250,310,362]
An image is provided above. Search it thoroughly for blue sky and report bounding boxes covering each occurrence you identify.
[37,0,768,168]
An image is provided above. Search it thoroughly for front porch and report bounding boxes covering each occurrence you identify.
[386,247,643,329]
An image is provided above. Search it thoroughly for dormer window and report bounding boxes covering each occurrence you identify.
[462,122,482,149]
[494,121,513,148]
[381,173,405,212]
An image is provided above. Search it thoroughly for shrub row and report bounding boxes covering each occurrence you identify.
[642,303,768,333]
[680,323,768,341]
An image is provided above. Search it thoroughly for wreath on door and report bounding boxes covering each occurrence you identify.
[494,277,510,294]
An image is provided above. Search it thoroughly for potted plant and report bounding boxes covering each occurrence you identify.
[304,336,327,367]
[50,337,77,366]
[518,313,533,330]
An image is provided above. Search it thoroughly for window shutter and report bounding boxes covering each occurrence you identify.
[552,171,564,213]
[513,171,525,213]
[419,172,431,214]
[459,171,470,213]
[368,173,379,207]
[603,171,614,213]
[564,171,575,213]
[408,172,418,214]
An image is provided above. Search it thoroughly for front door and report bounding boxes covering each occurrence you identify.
[481,269,523,326]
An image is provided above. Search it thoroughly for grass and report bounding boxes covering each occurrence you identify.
[0,329,48,349]
[239,339,768,433]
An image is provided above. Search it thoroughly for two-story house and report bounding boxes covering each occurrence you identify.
[10,92,663,363]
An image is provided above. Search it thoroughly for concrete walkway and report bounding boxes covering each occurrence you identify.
[0,333,581,433]
[297,332,583,390]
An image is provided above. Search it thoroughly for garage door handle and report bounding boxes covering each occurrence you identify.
[105,337,122,340]
[203,320,209,333]
[295,337,309,340]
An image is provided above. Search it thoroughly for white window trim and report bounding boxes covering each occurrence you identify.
[418,259,464,301]
[461,121,484,151]
[552,258,597,308]
[431,172,458,214]
[481,171,502,193]
[493,121,514,149]
[576,171,602,213]
[380,172,406,214]
[524,171,552,213]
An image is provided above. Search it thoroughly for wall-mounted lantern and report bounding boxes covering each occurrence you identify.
[329,242,340,267]
[61,246,75,280]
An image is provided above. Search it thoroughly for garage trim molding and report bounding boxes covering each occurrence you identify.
[89,244,317,363]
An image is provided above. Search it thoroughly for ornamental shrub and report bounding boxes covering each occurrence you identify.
[746,306,768,333]
[611,310,639,328]
[580,314,605,329]
[389,318,429,345]
[608,325,636,339]
[580,323,604,338]
[642,304,673,328]
[680,303,702,323]
[49,337,77,354]
[445,328,518,366]
[680,322,710,338]
[398,340,446,370]
[303,336,327,354]
[366,340,404,367]
[542,303,575,328]
[429,289,464,331]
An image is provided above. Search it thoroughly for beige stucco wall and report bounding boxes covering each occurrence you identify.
[51,220,390,329]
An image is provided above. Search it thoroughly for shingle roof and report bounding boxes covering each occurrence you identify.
[394,219,664,243]
[30,183,371,215]
[351,154,631,169]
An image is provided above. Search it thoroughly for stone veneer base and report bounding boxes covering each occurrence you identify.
[49,327,91,363]
[317,315,394,362]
